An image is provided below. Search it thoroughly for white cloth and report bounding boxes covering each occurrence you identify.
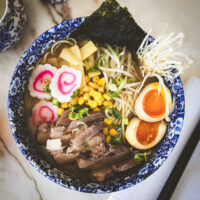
[108,76,200,200]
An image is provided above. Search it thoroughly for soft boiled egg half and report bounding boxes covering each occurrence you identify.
[125,117,167,150]
[135,82,172,122]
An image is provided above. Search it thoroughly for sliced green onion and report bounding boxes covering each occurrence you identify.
[123,117,129,125]
[144,152,148,162]
[86,67,98,72]
[127,77,137,83]
[79,107,89,116]
[69,112,77,120]
[113,124,122,133]
[112,108,121,119]
[112,135,122,144]
[110,77,117,84]
[52,98,60,106]
[104,108,114,119]
[134,154,143,162]
[83,141,89,148]
[116,77,124,86]
[71,89,79,98]
[70,105,79,112]
[43,85,51,94]
[109,90,118,98]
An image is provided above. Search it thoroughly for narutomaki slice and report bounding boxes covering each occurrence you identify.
[50,65,82,103]
[28,64,57,99]
[32,100,58,126]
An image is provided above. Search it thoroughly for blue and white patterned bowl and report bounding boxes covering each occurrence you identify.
[0,0,26,52]
[8,18,184,193]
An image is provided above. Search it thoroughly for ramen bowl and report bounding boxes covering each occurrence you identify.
[8,18,184,193]
[0,0,26,52]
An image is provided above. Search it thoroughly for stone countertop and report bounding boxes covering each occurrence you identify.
[0,0,199,199]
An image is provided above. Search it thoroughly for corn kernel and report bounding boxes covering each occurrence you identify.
[95,99,103,106]
[103,127,109,135]
[78,97,85,105]
[103,100,113,108]
[79,89,84,95]
[107,102,113,108]
[57,108,64,115]
[92,76,99,83]
[88,99,97,109]
[71,97,78,105]
[83,86,92,93]
[103,93,111,101]
[109,128,118,136]
[88,82,99,89]
[85,76,90,83]
[61,102,68,109]
[83,93,90,101]
[106,135,111,143]
[93,107,100,111]
[104,118,113,125]
[89,89,96,97]
[93,91,103,100]
[98,78,106,88]
[98,87,104,93]
[103,100,110,107]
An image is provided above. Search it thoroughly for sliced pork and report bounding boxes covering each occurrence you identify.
[113,159,136,172]
[89,143,107,159]
[69,121,104,152]
[70,134,105,152]
[56,110,70,126]
[77,146,130,170]
[53,152,77,164]
[91,158,137,182]
[50,126,66,138]
[66,112,104,133]
[92,166,115,182]
[36,122,51,144]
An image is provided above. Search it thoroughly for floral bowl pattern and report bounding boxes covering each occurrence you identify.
[0,0,26,52]
[8,17,184,193]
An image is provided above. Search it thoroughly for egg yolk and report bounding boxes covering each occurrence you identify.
[136,120,159,145]
[143,89,166,117]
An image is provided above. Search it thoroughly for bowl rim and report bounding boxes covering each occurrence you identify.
[7,17,185,193]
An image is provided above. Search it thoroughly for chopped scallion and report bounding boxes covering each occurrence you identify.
[127,77,137,83]
[52,98,60,106]
[87,67,98,72]
[71,89,79,98]
[83,141,89,148]
[123,117,129,125]
[109,90,118,98]
[112,108,121,119]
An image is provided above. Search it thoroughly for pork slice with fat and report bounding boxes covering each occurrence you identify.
[66,112,105,133]
[50,126,66,138]
[70,121,104,152]
[77,145,130,170]
[91,158,137,182]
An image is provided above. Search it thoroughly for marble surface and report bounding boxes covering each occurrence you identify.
[0,0,200,199]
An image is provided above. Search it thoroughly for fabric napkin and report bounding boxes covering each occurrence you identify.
[108,76,200,200]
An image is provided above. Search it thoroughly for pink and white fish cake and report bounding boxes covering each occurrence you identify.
[28,64,57,99]
[32,100,58,126]
[50,65,82,103]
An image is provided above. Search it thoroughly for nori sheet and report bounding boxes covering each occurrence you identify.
[70,0,146,52]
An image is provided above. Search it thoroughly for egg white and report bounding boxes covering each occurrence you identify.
[135,82,172,122]
[125,117,167,150]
